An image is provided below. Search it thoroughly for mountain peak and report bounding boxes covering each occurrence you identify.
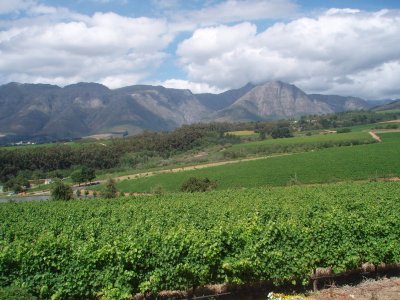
[64,82,109,91]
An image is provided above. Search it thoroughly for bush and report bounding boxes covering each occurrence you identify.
[180,177,217,193]
[101,178,117,199]
[271,127,293,139]
[336,128,351,133]
[151,184,164,195]
[51,180,73,201]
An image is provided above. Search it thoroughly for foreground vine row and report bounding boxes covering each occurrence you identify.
[1,182,399,299]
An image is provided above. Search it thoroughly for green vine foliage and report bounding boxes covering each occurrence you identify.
[0,182,399,299]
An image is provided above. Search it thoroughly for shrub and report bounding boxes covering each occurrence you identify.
[151,184,164,195]
[101,178,117,199]
[180,177,217,193]
[271,127,293,139]
[336,128,351,133]
[51,180,73,201]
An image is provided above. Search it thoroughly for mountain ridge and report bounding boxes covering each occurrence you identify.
[0,80,385,140]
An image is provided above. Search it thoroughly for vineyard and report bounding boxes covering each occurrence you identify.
[1,181,400,299]
[115,132,400,193]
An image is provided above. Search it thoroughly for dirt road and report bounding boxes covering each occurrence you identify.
[97,153,293,184]
[311,277,400,300]
[369,131,382,142]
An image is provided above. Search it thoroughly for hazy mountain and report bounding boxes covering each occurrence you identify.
[210,81,334,122]
[0,80,380,140]
[0,82,210,139]
[372,99,400,111]
[195,83,255,111]
[308,94,371,112]
[366,99,393,107]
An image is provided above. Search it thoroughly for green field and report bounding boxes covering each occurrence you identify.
[231,131,374,149]
[226,130,258,137]
[1,181,399,299]
[113,132,399,193]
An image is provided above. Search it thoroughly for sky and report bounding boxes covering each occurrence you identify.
[0,0,399,99]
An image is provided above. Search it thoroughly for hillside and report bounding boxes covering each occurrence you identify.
[372,99,400,111]
[308,94,371,112]
[211,81,334,121]
[0,82,211,139]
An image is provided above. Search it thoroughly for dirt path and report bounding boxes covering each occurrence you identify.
[368,129,400,143]
[96,153,293,184]
[310,277,400,300]
[368,131,382,142]
[381,119,400,123]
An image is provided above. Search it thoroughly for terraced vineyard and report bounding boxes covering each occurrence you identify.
[1,181,399,299]
[115,132,400,193]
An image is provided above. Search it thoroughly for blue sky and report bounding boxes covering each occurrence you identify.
[0,0,400,99]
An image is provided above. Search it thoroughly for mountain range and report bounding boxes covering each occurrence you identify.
[0,80,390,140]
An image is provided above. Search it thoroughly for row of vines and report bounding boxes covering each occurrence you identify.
[1,181,399,299]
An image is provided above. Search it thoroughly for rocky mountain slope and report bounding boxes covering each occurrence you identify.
[210,81,369,122]
[0,82,211,139]
[0,80,376,139]
[372,99,400,111]
[308,94,371,112]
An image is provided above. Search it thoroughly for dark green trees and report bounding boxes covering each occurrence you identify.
[51,180,73,201]
[71,166,96,186]
[4,175,30,193]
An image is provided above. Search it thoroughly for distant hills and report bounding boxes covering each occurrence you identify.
[372,99,400,111]
[0,80,393,140]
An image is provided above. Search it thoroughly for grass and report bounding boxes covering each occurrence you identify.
[230,131,373,150]
[114,132,400,193]
[226,130,258,137]
[376,109,400,114]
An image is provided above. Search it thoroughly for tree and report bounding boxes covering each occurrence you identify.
[271,127,293,139]
[4,174,30,194]
[70,166,96,186]
[259,130,266,140]
[101,179,117,199]
[81,166,96,183]
[70,169,85,186]
[51,180,73,201]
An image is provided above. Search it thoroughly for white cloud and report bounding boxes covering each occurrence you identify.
[166,0,298,33]
[155,79,225,94]
[0,9,173,88]
[0,0,36,15]
[176,9,400,98]
[177,0,298,26]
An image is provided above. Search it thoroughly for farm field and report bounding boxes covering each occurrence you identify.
[229,131,374,150]
[113,132,400,193]
[1,181,399,299]
[225,130,258,137]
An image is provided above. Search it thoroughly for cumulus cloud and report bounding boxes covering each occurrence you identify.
[176,0,298,27]
[177,9,400,98]
[0,8,173,88]
[0,0,36,15]
[155,79,225,94]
